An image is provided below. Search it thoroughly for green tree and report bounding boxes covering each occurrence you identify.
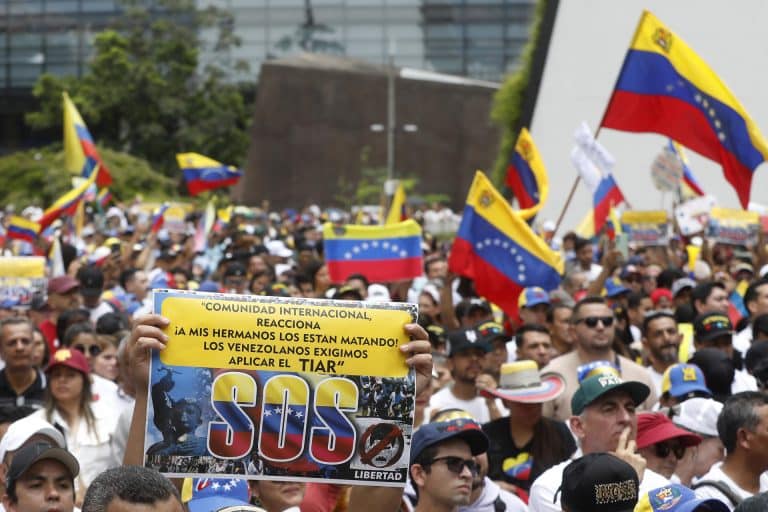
[490,0,548,185]
[0,146,176,208]
[25,0,253,180]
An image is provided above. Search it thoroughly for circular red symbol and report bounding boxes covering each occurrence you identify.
[359,423,404,468]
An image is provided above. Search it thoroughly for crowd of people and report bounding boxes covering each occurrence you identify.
[1,199,768,511]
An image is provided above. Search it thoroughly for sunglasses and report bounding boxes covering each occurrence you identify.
[654,442,686,460]
[73,344,102,357]
[427,456,479,476]
[576,316,615,328]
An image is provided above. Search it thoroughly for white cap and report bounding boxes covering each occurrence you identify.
[274,263,293,278]
[671,397,723,437]
[266,240,293,258]
[760,264,768,278]
[367,284,391,303]
[0,416,66,463]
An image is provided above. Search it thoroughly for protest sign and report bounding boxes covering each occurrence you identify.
[708,207,760,247]
[144,289,417,487]
[0,256,46,307]
[674,196,716,236]
[620,210,670,247]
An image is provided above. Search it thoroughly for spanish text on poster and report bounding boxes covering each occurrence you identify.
[708,207,760,247]
[620,211,670,247]
[144,289,417,487]
[0,257,46,307]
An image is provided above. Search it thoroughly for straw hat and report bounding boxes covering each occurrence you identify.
[480,360,565,403]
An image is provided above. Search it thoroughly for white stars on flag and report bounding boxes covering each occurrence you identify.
[473,237,527,282]
[694,91,727,142]
[342,239,409,259]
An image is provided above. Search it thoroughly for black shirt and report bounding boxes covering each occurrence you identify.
[482,415,576,492]
[0,369,46,409]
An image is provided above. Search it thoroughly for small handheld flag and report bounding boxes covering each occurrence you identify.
[505,128,549,220]
[7,216,40,244]
[177,153,242,196]
[150,204,169,233]
[63,92,112,187]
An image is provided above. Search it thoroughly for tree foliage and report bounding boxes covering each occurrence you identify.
[25,0,253,180]
[0,146,176,208]
[490,0,548,185]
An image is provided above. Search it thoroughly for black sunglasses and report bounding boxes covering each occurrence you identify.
[427,456,479,476]
[654,442,686,460]
[73,344,101,357]
[576,316,615,328]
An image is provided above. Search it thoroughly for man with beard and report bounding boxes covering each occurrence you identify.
[642,312,682,396]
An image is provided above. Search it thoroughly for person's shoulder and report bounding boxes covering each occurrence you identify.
[618,355,655,380]
[542,351,578,372]
[531,459,568,488]
[481,417,507,435]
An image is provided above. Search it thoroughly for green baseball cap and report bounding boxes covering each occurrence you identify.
[571,374,650,415]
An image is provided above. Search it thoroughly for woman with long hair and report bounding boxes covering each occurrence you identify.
[31,348,119,504]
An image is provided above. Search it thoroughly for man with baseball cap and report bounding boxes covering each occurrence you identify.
[635,413,702,480]
[409,416,489,511]
[2,441,79,512]
[636,484,729,512]
[658,363,712,408]
[693,313,757,393]
[529,373,668,512]
[560,452,639,512]
[430,329,505,423]
[668,397,725,487]
[518,287,550,326]
[40,276,82,350]
[76,266,115,323]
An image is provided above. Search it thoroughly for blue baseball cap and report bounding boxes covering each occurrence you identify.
[604,277,630,298]
[184,478,262,512]
[410,417,488,465]
[518,287,550,309]
[661,364,711,399]
[635,484,729,512]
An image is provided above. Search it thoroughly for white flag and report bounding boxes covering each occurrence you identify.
[573,121,615,174]
[570,146,604,193]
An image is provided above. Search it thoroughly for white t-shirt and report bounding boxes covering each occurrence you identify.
[732,370,758,393]
[428,387,507,424]
[733,327,752,359]
[647,366,664,397]
[528,459,669,512]
[694,462,768,510]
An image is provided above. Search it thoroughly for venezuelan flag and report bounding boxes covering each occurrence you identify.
[7,216,40,244]
[323,220,423,283]
[38,172,96,230]
[593,174,625,234]
[668,140,706,199]
[505,128,549,221]
[601,10,768,208]
[385,183,407,225]
[177,153,242,196]
[449,171,563,318]
[309,378,357,465]
[63,92,112,187]
[150,204,169,233]
[258,375,308,462]
[209,373,256,459]
[97,188,113,208]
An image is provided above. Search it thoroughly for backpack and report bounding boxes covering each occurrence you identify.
[691,480,743,507]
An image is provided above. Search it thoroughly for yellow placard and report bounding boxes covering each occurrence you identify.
[157,290,416,377]
[0,257,46,277]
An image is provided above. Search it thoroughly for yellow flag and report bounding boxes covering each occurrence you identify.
[385,183,406,225]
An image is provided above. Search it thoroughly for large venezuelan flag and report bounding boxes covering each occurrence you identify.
[505,128,549,221]
[601,10,768,208]
[449,171,563,317]
[7,216,40,244]
[38,172,97,230]
[63,92,112,187]
[323,220,423,283]
[176,153,242,196]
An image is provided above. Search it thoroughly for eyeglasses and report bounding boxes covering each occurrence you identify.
[576,316,615,328]
[73,344,101,357]
[654,442,686,460]
[426,456,479,476]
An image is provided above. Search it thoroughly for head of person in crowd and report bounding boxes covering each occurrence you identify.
[92,334,119,382]
[409,415,488,510]
[343,273,369,300]
[650,288,674,310]
[743,278,768,321]
[62,322,100,369]
[693,312,734,359]
[635,484,729,512]
[562,270,589,298]
[475,321,508,377]
[249,269,274,295]
[636,412,701,479]
[222,261,249,295]
[182,476,265,511]
[419,285,441,324]
[171,267,190,291]
[627,291,653,330]
[515,324,553,368]
[672,277,697,309]
[423,323,447,355]
[569,297,616,357]
[82,466,184,511]
[43,348,97,435]
[668,397,725,486]
[547,304,574,354]
[2,442,79,512]
[688,349,735,403]
[659,363,712,407]
[622,264,645,294]
[691,282,729,315]
[0,317,34,374]
[642,311,682,376]
[55,308,90,347]
[432,352,452,391]
[248,253,269,276]
[731,261,755,283]
[518,287,550,326]
[560,452,639,512]
[605,277,632,309]
[306,261,331,298]
[119,268,149,303]
[445,329,489,388]
[574,237,594,269]
[95,312,129,336]
[570,373,650,454]
[424,255,448,281]
[331,285,363,302]
[29,326,49,369]
[454,298,493,328]
[46,276,82,315]
[249,480,304,512]
[745,339,768,390]
[77,265,105,309]
[643,264,662,295]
